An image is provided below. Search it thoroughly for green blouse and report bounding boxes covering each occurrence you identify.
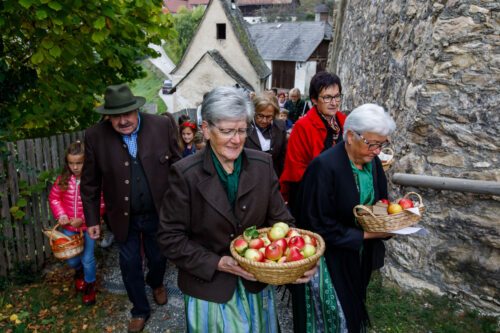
[350,161,375,206]
[211,150,243,207]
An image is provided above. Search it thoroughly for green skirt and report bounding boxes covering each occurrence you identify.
[305,256,347,333]
[184,278,278,333]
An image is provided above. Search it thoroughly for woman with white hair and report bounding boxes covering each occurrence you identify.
[157,87,316,333]
[294,103,396,332]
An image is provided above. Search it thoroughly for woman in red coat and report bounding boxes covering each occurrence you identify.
[279,72,346,209]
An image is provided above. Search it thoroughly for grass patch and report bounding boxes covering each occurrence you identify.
[130,61,168,113]
[0,261,128,332]
[367,272,498,333]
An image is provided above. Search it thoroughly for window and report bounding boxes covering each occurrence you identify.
[216,23,226,40]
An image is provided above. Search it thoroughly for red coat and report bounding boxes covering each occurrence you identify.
[279,106,346,201]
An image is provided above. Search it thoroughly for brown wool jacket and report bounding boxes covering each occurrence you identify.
[81,112,181,242]
[157,145,294,303]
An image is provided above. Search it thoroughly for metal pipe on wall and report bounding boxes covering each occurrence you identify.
[392,173,500,196]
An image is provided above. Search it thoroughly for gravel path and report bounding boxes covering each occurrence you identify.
[99,244,294,333]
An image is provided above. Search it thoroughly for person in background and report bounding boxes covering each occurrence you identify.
[278,108,293,132]
[157,87,316,333]
[280,72,346,211]
[177,114,191,128]
[284,88,306,123]
[296,103,396,332]
[278,92,287,108]
[179,121,198,157]
[244,94,288,178]
[81,83,181,332]
[193,131,206,152]
[49,141,105,305]
[270,87,278,97]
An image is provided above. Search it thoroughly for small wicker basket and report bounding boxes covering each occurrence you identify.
[230,227,325,285]
[353,192,425,232]
[380,147,395,171]
[48,224,84,260]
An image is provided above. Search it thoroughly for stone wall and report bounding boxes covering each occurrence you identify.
[329,0,499,315]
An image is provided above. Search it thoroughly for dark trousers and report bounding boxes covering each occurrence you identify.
[118,213,166,318]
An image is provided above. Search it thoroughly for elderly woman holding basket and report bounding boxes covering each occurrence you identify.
[157,87,316,332]
[295,103,396,332]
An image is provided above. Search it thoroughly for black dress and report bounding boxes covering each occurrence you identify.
[295,143,388,333]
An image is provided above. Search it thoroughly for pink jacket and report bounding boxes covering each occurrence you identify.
[49,175,105,232]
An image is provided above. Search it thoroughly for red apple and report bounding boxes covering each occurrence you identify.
[272,222,290,234]
[302,235,317,247]
[259,247,266,254]
[286,247,304,262]
[274,238,288,251]
[249,238,265,249]
[265,244,283,261]
[268,226,287,241]
[245,248,264,262]
[286,229,300,238]
[289,236,306,250]
[398,198,414,209]
[379,198,390,205]
[301,244,316,258]
[234,239,248,254]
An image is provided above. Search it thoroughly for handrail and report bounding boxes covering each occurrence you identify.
[392,173,500,195]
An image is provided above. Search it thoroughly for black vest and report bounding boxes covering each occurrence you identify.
[130,157,155,215]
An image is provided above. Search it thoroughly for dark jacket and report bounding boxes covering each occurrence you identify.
[157,145,294,303]
[244,119,287,177]
[296,143,388,333]
[81,112,181,242]
[284,99,306,123]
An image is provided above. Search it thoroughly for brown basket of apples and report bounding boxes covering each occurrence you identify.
[43,224,84,260]
[230,223,325,285]
[379,147,395,171]
[353,192,425,232]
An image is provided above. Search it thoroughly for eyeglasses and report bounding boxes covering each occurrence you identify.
[355,132,390,151]
[255,114,274,121]
[210,124,253,138]
[319,94,342,103]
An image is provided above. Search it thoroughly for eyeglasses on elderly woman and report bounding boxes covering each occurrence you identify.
[354,132,390,151]
[209,123,254,139]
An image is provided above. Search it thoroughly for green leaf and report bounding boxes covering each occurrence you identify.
[31,51,45,64]
[48,1,63,11]
[243,226,259,241]
[93,16,106,29]
[49,45,61,58]
[17,199,28,208]
[19,0,34,9]
[36,10,48,20]
[91,31,106,43]
[41,39,54,49]
[14,210,25,219]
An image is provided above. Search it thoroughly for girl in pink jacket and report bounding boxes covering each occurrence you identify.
[49,141,105,305]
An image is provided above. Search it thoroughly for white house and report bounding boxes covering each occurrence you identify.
[169,0,270,112]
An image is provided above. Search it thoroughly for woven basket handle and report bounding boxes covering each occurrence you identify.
[403,192,423,206]
[353,205,378,219]
[381,147,394,156]
[49,224,75,246]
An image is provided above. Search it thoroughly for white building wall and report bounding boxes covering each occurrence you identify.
[295,61,317,97]
[174,56,243,111]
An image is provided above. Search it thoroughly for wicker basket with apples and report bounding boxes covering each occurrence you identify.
[230,223,325,285]
[43,224,84,260]
[353,192,425,232]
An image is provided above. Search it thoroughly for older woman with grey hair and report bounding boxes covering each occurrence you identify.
[158,87,316,333]
[294,103,396,333]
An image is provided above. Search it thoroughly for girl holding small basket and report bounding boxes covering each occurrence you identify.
[49,141,105,305]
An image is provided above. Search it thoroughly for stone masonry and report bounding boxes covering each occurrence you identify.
[329,0,499,315]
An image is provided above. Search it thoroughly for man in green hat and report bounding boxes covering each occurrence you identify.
[81,83,181,332]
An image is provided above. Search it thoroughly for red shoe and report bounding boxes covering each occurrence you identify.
[82,281,96,306]
[74,268,85,292]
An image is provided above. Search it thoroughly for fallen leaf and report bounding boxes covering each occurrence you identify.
[9,314,18,321]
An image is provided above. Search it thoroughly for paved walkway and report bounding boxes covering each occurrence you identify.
[99,243,294,332]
